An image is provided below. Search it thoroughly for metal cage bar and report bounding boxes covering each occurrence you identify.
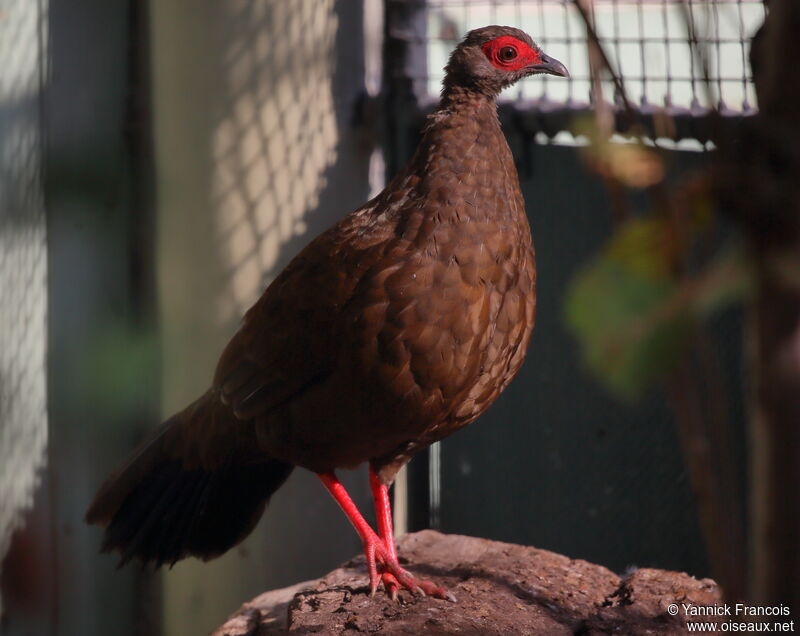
[387,0,765,141]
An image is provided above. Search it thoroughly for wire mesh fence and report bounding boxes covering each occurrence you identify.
[389,0,765,141]
[208,0,341,323]
[0,0,48,611]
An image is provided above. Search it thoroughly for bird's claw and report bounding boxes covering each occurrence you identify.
[414,578,456,602]
[381,572,400,601]
[362,535,452,601]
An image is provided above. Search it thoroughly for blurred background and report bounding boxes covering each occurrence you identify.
[3,0,797,634]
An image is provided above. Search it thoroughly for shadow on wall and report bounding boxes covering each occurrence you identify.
[210,0,336,321]
[0,0,48,620]
[210,0,371,322]
[153,1,373,635]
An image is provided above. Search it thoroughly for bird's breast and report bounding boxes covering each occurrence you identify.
[341,202,535,433]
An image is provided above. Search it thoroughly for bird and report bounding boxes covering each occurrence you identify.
[86,25,568,601]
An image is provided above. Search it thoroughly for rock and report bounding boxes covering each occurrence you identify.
[211,530,722,635]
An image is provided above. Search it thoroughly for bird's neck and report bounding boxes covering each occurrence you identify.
[391,87,524,228]
[425,86,512,175]
[437,84,497,115]
[422,87,503,156]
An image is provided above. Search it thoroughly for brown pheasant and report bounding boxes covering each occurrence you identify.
[86,26,568,600]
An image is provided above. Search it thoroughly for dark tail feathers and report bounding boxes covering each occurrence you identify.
[85,398,293,567]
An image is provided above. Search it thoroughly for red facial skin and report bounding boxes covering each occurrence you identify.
[481,35,542,71]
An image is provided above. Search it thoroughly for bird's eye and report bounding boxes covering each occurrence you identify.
[499,46,518,61]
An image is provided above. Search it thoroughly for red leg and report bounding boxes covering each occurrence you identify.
[369,468,398,562]
[318,470,454,601]
[369,468,399,597]
[318,471,385,596]
[368,467,454,601]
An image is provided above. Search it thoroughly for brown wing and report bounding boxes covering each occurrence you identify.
[211,199,399,421]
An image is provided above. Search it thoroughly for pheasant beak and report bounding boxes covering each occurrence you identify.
[528,53,570,78]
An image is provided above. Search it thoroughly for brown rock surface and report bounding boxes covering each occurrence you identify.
[212,530,721,635]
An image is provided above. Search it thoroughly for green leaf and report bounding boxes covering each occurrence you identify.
[565,240,751,401]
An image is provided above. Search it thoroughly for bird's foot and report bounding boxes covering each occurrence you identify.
[362,535,455,602]
[378,569,455,602]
